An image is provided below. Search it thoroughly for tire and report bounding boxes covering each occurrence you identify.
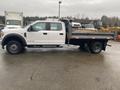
[79,43,86,51]
[6,40,23,54]
[21,47,26,53]
[89,41,103,54]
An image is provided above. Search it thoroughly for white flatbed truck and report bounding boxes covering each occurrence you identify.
[0,19,114,54]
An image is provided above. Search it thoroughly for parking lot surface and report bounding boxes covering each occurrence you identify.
[0,41,120,90]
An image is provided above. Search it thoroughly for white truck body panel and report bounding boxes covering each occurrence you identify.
[26,21,66,45]
[5,11,23,27]
[2,20,66,45]
[26,30,65,45]
[1,28,25,39]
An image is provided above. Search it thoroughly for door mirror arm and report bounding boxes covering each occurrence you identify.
[28,25,33,32]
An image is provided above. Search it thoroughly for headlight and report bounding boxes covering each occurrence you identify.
[0,31,4,38]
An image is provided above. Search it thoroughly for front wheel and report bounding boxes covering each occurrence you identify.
[6,41,23,54]
[89,41,103,54]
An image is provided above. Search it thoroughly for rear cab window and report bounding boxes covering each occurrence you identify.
[50,23,62,31]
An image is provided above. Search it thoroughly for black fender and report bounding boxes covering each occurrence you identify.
[1,33,27,49]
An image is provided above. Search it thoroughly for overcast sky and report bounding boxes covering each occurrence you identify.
[0,0,120,18]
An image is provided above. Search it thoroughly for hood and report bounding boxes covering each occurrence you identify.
[4,25,22,29]
[1,27,26,39]
[2,26,25,34]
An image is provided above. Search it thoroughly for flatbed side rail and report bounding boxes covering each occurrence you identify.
[71,32,115,40]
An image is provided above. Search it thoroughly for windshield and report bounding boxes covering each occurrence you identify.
[6,20,21,25]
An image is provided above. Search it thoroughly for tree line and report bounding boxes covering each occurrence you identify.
[101,16,120,27]
[1,15,120,28]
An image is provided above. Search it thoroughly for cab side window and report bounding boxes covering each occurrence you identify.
[32,22,46,31]
[29,22,62,31]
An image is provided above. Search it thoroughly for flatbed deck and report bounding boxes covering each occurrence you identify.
[71,32,115,40]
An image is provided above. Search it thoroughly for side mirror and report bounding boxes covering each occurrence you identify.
[28,25,33,32]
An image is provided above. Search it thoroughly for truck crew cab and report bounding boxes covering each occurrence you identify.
[1,19,115,54]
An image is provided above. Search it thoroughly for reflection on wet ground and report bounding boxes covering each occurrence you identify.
[0,41,120,90]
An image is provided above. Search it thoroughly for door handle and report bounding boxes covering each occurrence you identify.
[43,33,47,35]
[59,33,64,35]
[24,33,27,37]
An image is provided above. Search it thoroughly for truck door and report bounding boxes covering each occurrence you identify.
[26,22,65,45]
[46,22,65,44]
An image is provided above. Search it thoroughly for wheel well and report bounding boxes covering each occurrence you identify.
[2,35,26,49]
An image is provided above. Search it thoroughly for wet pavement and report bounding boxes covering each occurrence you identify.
[0,41,120,90]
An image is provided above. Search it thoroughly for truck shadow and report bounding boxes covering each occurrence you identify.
[1,47,106,67]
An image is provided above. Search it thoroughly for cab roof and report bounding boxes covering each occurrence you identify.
[35,20,62,23]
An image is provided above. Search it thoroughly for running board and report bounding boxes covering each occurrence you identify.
[27,45,63,48]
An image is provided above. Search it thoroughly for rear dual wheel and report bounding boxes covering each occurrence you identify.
[89,41,103,54]
[79,43,86,51]
[79,42,103,54]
